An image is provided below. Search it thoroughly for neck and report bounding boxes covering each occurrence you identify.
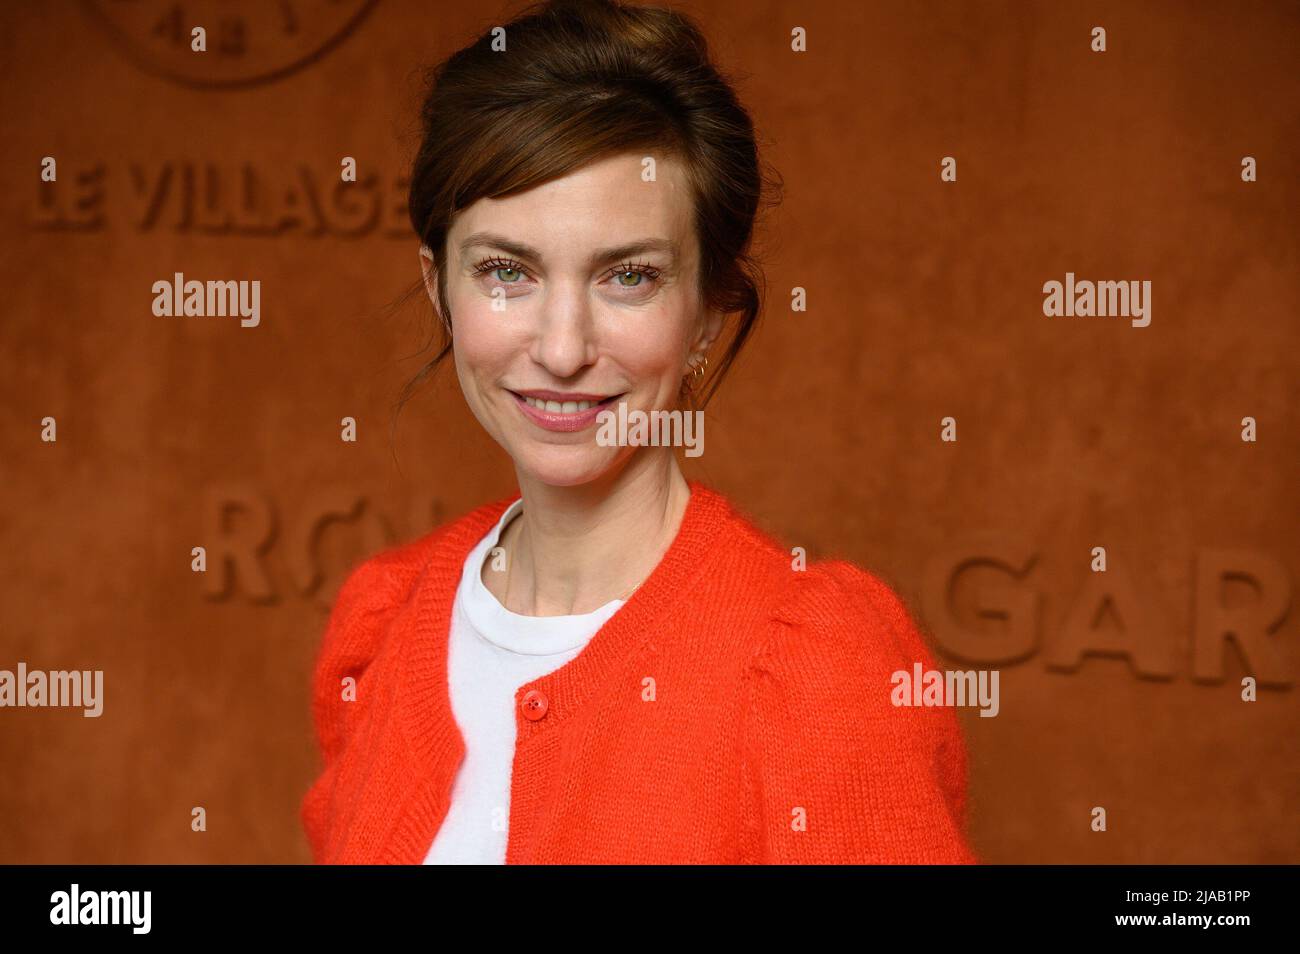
[489,450,692,616]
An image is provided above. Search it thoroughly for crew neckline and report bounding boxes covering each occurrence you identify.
[460,498,625,656]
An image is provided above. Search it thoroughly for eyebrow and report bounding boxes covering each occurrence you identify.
[459,231,679,267]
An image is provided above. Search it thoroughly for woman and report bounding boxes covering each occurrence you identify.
[301,0,976,865]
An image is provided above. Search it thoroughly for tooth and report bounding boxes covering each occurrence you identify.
[561,401,577,414]
[576,401,592,411]
[545,401,562,413]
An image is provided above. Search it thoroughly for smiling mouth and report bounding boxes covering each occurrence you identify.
[508,391,625,415]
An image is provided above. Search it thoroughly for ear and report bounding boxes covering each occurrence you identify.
[418,244,445,321]
[689,307,725,358]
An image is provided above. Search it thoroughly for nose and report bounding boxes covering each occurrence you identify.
[528,279,598,379]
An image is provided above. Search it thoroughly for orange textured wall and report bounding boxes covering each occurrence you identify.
[0,0,1296,863]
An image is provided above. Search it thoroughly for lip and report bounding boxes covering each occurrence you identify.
[514,389,613,402]
[508,389,624,433]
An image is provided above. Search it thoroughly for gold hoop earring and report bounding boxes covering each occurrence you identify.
[683,354,708,390]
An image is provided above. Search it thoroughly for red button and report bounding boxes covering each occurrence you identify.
[520,689,549,721]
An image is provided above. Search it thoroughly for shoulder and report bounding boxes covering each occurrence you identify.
[697,484,933,665]
[330,491,517,616]
[699,489,944,702]
[307,491,519,756]
[751,558,939,691]
[312,491,519,676]
[770,559,932,658]
[739,558,977,863]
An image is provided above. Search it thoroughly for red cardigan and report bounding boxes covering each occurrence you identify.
[301,481,977,864]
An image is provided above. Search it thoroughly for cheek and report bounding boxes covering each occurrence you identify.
[449,297,517,373]
[606,312,692,379]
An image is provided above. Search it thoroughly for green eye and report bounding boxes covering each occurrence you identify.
[495,267,522,282]
[616,270,642,287]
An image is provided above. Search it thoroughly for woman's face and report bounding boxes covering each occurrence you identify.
[422,151,721,487]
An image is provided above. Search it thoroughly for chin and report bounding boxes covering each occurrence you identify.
[511,443,626,489]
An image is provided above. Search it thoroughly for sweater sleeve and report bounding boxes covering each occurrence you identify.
[300,551,419,863]
[740,560,978,864]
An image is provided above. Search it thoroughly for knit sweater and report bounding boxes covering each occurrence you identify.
[301,480,978,864]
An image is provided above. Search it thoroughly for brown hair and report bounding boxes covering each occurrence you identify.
[401,0,781,411]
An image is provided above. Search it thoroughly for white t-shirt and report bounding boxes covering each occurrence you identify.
[422,499,624,864]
